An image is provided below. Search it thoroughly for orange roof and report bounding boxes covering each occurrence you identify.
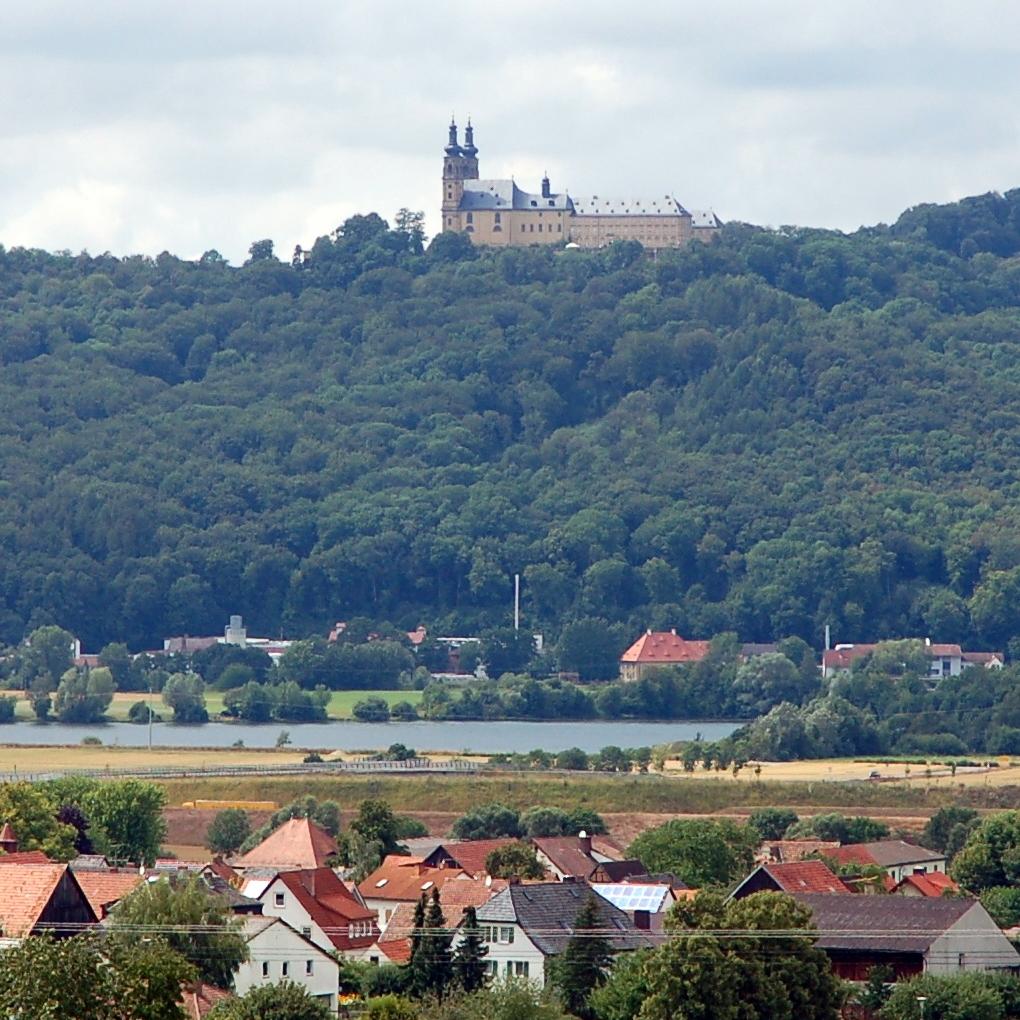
[73,870,144,918]
[620,631,712,665]
[380,877,506,943]
[358,855,472,902]
[895,872,960,897]
[235,818,339,871]
[180,983,232,1019]
[271,868,377,952]
[0,863,85,937]
[380,938,413,963]
[760,862,850,894]
[0,851,52,865]
[822,845,877,868]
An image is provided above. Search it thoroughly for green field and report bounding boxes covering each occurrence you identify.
[155,771,1010,814]
[10,689,423,723]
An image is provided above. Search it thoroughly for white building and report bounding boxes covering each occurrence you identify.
[234,916,339,1013]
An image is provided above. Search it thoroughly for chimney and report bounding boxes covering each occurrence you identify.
[670,628,677,636]
[578,830,592,855]
[633,908,651,930]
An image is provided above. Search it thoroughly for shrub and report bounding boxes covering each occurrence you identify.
[389,700,419,721]
[303,751,324,763]
[451,803,522,840]
[206,808,251,855]
[0,696,16,723]
[354,697,391,722]
[127,700,161,724]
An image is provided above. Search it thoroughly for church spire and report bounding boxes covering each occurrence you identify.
[463,118,477,157]
[445,116,462,156]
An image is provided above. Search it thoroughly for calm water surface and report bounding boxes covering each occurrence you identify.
[0,719,738,754]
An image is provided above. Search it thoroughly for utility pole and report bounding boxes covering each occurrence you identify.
[148,677,154,751]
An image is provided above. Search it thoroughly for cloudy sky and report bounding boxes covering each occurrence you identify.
[1,0,1018,263]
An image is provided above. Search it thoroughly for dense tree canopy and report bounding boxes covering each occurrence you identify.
[3,193,1020,656]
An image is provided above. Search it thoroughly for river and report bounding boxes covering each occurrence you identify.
[0,719,739,754]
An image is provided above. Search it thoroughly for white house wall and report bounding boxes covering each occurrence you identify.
[925,905,1020,974]
[234,921,339,1012]
[453,923,546,987]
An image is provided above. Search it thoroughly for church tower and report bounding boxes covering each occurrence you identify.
[441,118,479,231]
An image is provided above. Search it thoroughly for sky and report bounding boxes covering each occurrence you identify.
[1,0,1018,263]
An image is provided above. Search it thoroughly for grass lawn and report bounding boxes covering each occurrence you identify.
[9,689,423,722]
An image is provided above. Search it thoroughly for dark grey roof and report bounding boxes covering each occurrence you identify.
[476,882,655,956]
[459,180,573,212]
[856,841,945,867]
[571,195,688,216]
[794,893,976,955]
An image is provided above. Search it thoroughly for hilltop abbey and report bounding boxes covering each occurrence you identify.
[441,119,720,249]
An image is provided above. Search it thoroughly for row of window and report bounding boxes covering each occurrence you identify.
[481,925,515,944]
[520,223,562,233]
[349,921,374,939]
[260,959,315,978]
[484,960,530,977]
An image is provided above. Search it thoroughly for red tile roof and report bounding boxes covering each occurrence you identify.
[0,863,93,937]
[620,631,711,665]
[532,837,594,879]
[235,818,339,871]
[757,840,840,864]
[423,840,518,878]
[380,938,412,963]
[760,862,850,894]
[895,872,960,897]
[0,851,52,865]
[179,983,232,1019]
[358,855,472,903]
[73,869,144,918]
[271,868,377,952]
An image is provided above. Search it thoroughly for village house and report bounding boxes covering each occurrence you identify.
[822,840,947,884]
[821,639,1004,680]
[619,630,779,681]
[792,893,1019,980]
[357,855,478,930]
[592,882,680,933]
[531,833,634,882]
[729,861,850,900]
[233,817,339,873]
[233,915,340,1012]
[0,861,97,944]
[258,867,378,960]
[893,871,961,898]
[421,839,519,877]
[464,881,654,987]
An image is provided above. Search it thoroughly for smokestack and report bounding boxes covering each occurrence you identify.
[579,830,592,855]
[824,624,831,651]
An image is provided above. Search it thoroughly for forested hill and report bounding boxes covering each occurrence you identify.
[3,189,1020,653]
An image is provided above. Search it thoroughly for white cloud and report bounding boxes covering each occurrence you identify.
[1,0,1019,261]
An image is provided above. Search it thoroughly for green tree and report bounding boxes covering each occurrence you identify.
[208,982,333,1019]
[641,892,842,1020]
[98,642,133,689]
[879,973,1005,1020]
[350,799,404,855]
[627,819,758,887]
[206,807,251,854]
[452,904,489,993]
[979,887,1020,928]
[922,806,979,857]
[485,842,546,879]
[0,782,77,860]
[747,808,798,842]
[587,949,651,1020]
[111,875,247,987]
[354,696,391,721]
[53,666,115,723]
[556,619,623,681]
[451,803,522,840]
[856,965,894,1013]
[162,672,209,723]
[410,888,453,1000]
[0,933,195,1020]
[550,893,613,1020]
[785,813,890,845]
[951,811,1020,892]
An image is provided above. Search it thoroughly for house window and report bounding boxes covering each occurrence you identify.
[557,224,562,232]
[529,224,534,233]
[261,962,269,978]
[282,962,289,977]
[306,960,314,976]
[538,224,543,232]
[515,961,530,977]
[302,926,311,938]
[521,224,525,232]
[501,927,515,944]
[446,217,452,226]
[485,961,498,976]
[274,893,285,907]
[494,212,501,223]
[466,212,473,224]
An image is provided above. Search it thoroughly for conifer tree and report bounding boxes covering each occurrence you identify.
[553,893,613,1020]
[452,904,489,993]
[410,888,454,1000]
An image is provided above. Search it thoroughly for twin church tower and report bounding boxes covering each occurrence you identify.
[440,119,720,249]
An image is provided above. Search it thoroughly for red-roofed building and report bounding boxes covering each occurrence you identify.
[729,861,850,900]
[0,863,97,942]
[72,869,144,919]
[823,841,947,883]
[422,839,518,878]
[233,818,339,872]
[259,868,378,959]
[620,630,712,681]
[894,871,960,898]
[179,983,232,1019]
[358,855,475,929]
[822,639,1004,680]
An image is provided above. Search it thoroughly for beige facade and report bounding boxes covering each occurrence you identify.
[440,121,720,249]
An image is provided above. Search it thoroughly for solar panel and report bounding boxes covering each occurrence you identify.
[595,885,669,912]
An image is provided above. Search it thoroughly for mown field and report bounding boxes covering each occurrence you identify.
[5,689,423,722]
